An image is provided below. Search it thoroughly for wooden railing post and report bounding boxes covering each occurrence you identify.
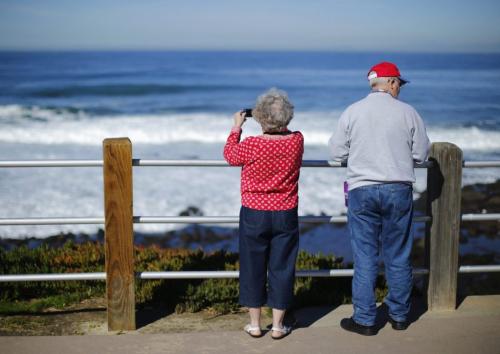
[425,142,463,311]
[103,138,135,331]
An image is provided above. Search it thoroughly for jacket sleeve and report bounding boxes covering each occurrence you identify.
[329,110,350,162]
[223,127,254,166]
[411,110,431,163]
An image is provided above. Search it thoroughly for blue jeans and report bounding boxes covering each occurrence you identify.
[348,183,413,326]
[238,206,299,310]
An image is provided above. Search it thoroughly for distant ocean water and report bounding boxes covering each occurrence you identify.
[0,51,499,239]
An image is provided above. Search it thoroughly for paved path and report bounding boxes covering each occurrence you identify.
[2,295,500,354]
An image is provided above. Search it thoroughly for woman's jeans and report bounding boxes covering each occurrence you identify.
[348,183,413,326]
[238,206,299,310]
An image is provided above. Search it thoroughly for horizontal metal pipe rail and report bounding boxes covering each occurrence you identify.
[0,159,432,168]
[3,214,500,225]
[133,160,435,168]
[462,161,500,168]
[0,217,105,225]
[134,215,433,224]
[461,213,500,221]
[139,268,432,278]
[458,265,500,273]
[2,265,500,282]
[0,160,103,167]
[1,159,500,168]
[0,273,107,282]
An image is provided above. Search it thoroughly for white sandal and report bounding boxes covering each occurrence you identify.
[244,324,263,338]
[271,325,292,340]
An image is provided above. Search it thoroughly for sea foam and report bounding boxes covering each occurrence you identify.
[0,105,499,152]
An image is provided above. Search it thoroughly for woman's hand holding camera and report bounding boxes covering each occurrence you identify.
[233,111,246,128]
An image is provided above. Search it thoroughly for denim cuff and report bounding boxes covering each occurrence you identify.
[389,314,407,322]
[353,316,375,327]
[239,298,265,308]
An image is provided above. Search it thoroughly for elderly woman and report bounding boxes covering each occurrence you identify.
[223,88,304,339]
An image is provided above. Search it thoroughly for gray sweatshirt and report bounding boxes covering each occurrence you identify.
[329,91,430,191]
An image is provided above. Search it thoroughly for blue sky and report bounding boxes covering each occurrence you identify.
[0,0,499,52]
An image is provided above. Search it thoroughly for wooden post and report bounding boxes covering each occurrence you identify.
[426,142,463,311]
[103,138,135,331]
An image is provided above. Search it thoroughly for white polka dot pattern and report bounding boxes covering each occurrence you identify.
[223,127,304,211]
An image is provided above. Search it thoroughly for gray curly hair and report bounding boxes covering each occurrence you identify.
[253,88,294,133]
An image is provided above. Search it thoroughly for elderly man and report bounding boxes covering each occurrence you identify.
[329,62,430,335]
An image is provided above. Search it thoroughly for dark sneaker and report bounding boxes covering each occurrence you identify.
[388,317,409,330]
[340,317,378,336]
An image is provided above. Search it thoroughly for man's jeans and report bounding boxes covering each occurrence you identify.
[348,183,413,326]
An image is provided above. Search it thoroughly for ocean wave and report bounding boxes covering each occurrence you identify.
[427,127,500,152]
[0,105,499,151]
[20,83,245,98]
[0,104,88,123]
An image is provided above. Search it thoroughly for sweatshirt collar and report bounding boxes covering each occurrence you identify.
[368,90,397,99]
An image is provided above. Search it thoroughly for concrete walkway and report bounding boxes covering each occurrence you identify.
[2,295,500,354]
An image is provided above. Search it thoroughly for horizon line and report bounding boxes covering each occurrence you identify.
[1,48,500,55]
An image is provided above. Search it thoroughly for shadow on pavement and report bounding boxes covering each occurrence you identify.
[136,303,175,330]
[287,296,427,330]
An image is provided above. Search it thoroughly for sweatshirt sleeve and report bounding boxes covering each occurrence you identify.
[329,110,350,162]
[223,127,254,166]
[411,110,431,163]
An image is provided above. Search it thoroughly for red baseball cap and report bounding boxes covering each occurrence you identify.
[367,62,409,85]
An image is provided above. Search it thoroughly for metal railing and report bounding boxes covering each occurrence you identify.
[4,214,500,226]
[1,140,500,330]
[1,159,500,168]
[3,265,500,283]
[0,157,499,279]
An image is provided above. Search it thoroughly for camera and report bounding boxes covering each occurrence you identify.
[242,108,253,118]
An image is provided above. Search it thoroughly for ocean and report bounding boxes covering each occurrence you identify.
[0,51,499,253]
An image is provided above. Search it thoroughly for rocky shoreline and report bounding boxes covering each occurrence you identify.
[1,180,499,263]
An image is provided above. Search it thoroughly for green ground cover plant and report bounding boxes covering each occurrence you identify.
[0,241,388,314]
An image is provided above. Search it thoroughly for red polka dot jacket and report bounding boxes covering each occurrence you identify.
[223,126,304,211]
